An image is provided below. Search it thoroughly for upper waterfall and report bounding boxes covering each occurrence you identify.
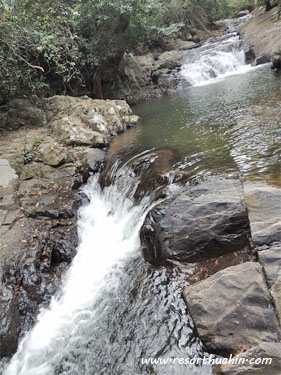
[180,32,252,87]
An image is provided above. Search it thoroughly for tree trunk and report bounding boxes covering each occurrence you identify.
[93,66,103,99]
[265,0,273,11]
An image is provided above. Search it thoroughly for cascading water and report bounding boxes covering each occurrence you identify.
[1,171,150,375]
[180,31,252,87]
[1,159,212,375]
[2,19,279,375]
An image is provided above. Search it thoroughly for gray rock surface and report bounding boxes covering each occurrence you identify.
[69,147,105,173]
[37,140,68,166]
[258,244,281,288]
[52,116,110,147]
[243,182,281,246]
[0,159,18,193]
[239,6,281,66]
[141,178,251,265]
[183,262,280,356]
[214,342,281,375]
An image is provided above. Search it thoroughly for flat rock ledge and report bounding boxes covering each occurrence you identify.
[0,95,139,358]
[183,262,280,357]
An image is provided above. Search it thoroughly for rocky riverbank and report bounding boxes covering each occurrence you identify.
[137,169,281,373]
[0,95,139,357]
[239,5,281,67]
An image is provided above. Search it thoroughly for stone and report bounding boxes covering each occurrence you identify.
[141,178,251,265]
[122,115,140,127]
[245,46,255,63]
[39,225,78,264]
[239,6,281,69]
[236,10,249,18]
[20,163,54,181]
[0,159,18,193]
[272,51,281,71]
[38,140,68,166]
[258,244,281,288]
[69,147,105,173]
[52,116,109,147]
[183,262,280,356]
[256,54,271,65]
[0,286,20,358]
[214,342,281,375]
[243,182,281,246]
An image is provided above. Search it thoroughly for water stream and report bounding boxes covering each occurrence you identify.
[2,24,281,375]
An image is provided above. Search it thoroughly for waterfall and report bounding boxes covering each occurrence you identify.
[2,168,153,375]
[180,32,252,87]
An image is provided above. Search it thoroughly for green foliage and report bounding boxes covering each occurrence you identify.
[23,150,33,164]
[0,0,231,103]
[33,138,43,148]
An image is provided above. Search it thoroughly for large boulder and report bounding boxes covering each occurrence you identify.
[214,342,281,375]
[183,262,280,356]
[51,116,110,148]
[243,182,281,246]
[46,95,136,137]
[141,178,251,265]
[239,6,281,67]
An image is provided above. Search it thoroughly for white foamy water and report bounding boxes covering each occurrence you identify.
[3,170,152,375]
[181,33,252,87]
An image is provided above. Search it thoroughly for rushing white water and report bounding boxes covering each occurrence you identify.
[181,33,252,87]
[3,169,153,375]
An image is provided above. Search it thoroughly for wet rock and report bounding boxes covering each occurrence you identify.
[101,148,180,202]
[141,178,251,265]
[37,140,68,166]
[40,224,78,264]
[272,51,281,71]
[0,286,20,357]
[258,244,281,288]
[214,342,281,375]
[183,262,280,356]
[244,46,256,63]
[243,182,281,246]
[256,54,271,65]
